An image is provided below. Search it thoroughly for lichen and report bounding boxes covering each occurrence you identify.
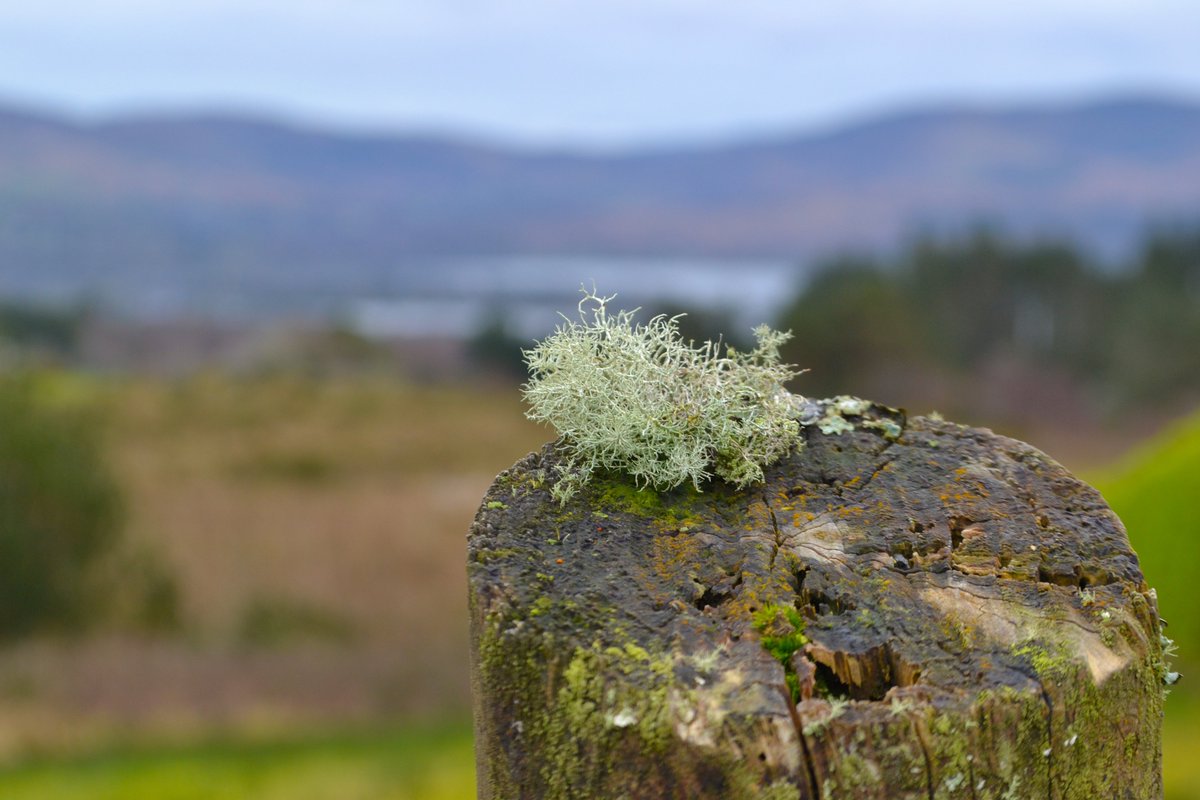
[861,417,903,440]
[817,414,855,435]
[523,288,803,503]
[803,395,904,441]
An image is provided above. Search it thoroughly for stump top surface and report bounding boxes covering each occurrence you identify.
[474,401,1149,696]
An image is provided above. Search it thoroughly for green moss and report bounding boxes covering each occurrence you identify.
[752,604,808,703]
[592,479,691,515]
[558,642,677,752]
[589,474,709,529]
[756,781,803,800]
[528,596,555,618]
[753,605,808,664]
[1011,639,1074,680]
[593,479,666,515]
[486,500,508,510]
[475,593,802,799]
[833,752,883,792]
[922,711,977,798]
[1008,635,1164,798]
[499,466,549,501]
[472,546,524,564]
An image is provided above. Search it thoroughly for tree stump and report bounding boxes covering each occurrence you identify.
[468,400,1166,799]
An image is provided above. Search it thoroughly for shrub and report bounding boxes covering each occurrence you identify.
[467,314,531,381]
[0,374,123,636]
[522,290,802,503]
[237,594,357,648]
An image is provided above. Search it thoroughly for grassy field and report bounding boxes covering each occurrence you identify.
[1164,698,1200,800]
[1094,410,1200,799]
[0,372,1195,797]
[0,712,1194,800]
[0,723,475,800]
[1094,408,1200,671]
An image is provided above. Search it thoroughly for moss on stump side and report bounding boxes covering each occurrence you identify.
[468,400,1165,799]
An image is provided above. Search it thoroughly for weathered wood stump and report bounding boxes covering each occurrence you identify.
[468,400,1166,799]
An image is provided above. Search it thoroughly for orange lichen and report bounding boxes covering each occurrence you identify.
[651,532,706,586]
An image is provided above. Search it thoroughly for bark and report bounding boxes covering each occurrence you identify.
[468,400,1165,799]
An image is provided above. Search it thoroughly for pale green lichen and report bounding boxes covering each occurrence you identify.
[861,416,903,439]
[818,414,855,435]
[832,395,871,416]
[523,288,803,504]
[813,395,872,436]
[802,697,849,736]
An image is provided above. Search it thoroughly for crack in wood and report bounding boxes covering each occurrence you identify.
[912,716,937,800]
[781,686,821,800]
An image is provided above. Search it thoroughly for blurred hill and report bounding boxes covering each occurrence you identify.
[2,94,1200,306]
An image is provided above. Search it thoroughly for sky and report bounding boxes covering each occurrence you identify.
[1,0,1199,147]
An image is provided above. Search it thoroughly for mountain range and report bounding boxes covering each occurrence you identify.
[2,94,1199,309]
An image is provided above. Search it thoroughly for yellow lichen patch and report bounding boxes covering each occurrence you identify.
[727,569,796,622]
[744,498,774,530]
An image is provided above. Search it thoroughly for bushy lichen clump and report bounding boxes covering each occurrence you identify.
[523,289,803,503]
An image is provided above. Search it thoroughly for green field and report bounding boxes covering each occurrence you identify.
[1095,410,1200,800]
[1164,699,1200,800]
[1095,409,1200,671]
[1,714,1195,800]
[0,723,475,800]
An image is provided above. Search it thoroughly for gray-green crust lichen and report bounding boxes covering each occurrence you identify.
[469,399,1164,799]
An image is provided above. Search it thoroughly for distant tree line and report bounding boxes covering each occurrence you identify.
[775,226,1200,424]
[0,301,86,358]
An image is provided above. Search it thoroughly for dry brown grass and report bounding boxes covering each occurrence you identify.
[111,377,546,638]
[0,374,549,758]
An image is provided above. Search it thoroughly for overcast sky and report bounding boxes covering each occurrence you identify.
[1,1,1198,146]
